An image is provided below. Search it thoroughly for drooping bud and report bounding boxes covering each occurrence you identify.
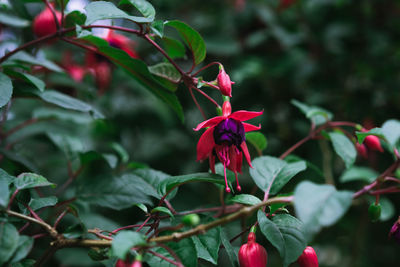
[389,216,400,245]
[238,230,268,267]
[33,6,62,38]
[368,203,381,222]
[217,67,233,97]
[115,259,129,267]
[297,246,319,267]
[363,135,384,152]
[356,143,368,159]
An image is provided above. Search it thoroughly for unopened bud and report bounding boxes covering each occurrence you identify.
[297,246,319,267]
[363,135,384,153]
[33,6,62,38]
[368,203,381,222]
[238,231,268,267]
[217,68,233,97]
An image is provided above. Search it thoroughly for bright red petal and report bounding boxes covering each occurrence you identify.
[194,117,223,131]
[241,142,252,168]
[227,146,238,173]
[209,153,216,173]
[229,110,263,122]
[197,127,215,161]
[243,123,261,132]
[236,150,243,173]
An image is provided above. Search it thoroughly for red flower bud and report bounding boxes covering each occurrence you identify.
[217,68,233,97]
[238,232,268,267]
[33,6,62,38]
[389,216,400,245]
[297,246,319,267]
[363,135,383,152]
[356,143,368,159]
[222,101,232,117]
[131,260,142,267]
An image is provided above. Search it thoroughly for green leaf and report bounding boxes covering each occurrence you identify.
[110,142,130,164]
[0,72,13,108]
[192,224,221,264]
[4,69,45,92]
[13,173,55,190]
[246,132,268,152]
[119,0,155,20]
[134,203,148,213]
[79,39,184,121]
[0,223,20,266]
[294,181,353,239]
[291,99,333,126]
[0,173,10,208]
[157,173,225,196]
[249,156,306,194]
[329,132,356,169]
[258,211,306,267]
[151,20,164,38]
[167,238,197,267]
[382,120,400,147]
[84,1,153,25]
[33,90,104,119]
[9,235,33,263]
[151,207,174,218]
[230,194,261,206]
[0,168,16,185]
[130,168,174,199]
[64,10,87,27]
[0,12,29,27]
[162,37,186,59]
[29,196,58,211]
[355,128,384,144]
[33,108,94,124]
[63,223,86,239]
[78,174,153,210]
[220,229,239,267]
[111,231,147,259]
[339,166,378,183]
[165,20,206,66]
[149,62,181,84]
[4,51,63,72]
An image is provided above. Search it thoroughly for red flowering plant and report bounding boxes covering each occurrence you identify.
[195,101,263,192]
[1,1,400,267]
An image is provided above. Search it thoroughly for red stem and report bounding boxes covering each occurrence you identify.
[136,216,152,232]
[189,86,207,120]
[7,189,19,209]
[110,223,153,235]
[54,209,68,229]
[4,118,40,139]
[370,187,400,195]
[193,87,221,108]
[147,250,183,267]
[42,0,60,31]
[191,61,221,76]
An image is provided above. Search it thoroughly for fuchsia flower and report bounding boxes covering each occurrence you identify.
[194,101,263,193]
[238,231,268,267]
[106,30,139,59]
[297,246,319,267]
[389,216,400,245]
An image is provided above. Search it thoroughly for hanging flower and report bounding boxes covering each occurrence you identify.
[61,51,87,82]
[238,228,268,267]
[106,30,139,59]
[194,101,263,193]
